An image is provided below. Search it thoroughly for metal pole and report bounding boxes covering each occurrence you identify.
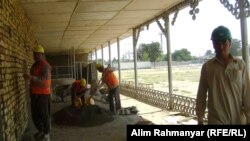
[73,47,76,79]
[70,51,73,78]
[95,48,98,80]
[68,55,70,78]
[108,41,112,66]
[117,38,121,83]
[80,63,82,79]
[86,63,89,84]
[164,14,173,110]
[101,45,104,65]
[239,0,249,73]
[95,48,97,61]
[91,51,93,63]
[133,28,138,89]
[75,63,79,79]
[72,47,76,79]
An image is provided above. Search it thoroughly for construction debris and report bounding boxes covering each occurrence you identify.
[117,106,139,115]
[53,105,114,127]
[135,116,155,125]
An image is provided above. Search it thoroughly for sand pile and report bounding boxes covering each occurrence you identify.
[53,105,114,127]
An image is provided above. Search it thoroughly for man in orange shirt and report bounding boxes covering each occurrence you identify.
[23,44,51,141]
[95,64,121,113]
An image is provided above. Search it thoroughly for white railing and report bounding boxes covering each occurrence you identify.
[120,81,207,120]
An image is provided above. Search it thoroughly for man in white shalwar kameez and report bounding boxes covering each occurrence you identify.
[196,26,250,125]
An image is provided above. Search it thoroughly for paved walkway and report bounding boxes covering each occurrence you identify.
[22,94,197,141]
[119,95,197,125]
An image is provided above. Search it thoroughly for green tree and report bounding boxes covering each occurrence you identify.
[230,39,241,56]
[162,53,168,61]
[205,50,213,56]
[96,59,103,64]
[137,45,144,61]
[137,42,162,66]
[172,48,192,61]
[112,57,118,63]
[142,52,149,61]
[204,49,214,59]
[137,44,150,61]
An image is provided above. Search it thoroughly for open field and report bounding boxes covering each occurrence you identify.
[116,64,202,98]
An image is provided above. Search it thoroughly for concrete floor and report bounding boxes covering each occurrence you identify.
[22,94,141,141]
[21,93,197,141]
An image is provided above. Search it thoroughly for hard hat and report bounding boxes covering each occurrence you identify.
[80,78,86,87]
[34,44,45,53]
[211,26,232,41]
[96,63,103,69]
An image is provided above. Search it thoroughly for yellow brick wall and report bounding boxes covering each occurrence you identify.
[0,0,36,141]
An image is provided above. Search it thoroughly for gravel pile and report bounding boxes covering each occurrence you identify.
[53,105,114,127]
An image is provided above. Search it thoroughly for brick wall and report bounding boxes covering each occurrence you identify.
[0,0,36,141]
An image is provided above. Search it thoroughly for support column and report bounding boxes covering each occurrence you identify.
[219,0,249,73]
[165,15,173,110]
[108,41,111,66]
[73,47,76,79]
[70,52,73,78]
[80,63,82,79]
[95,48,98,61]
[90,51,93,63]
[101,45,104,65]
[239,0,249,73]
[95,48,98,80]
[86,61,89,84]
[117,38,121,83]
[68,55,70,78]
[133,28,140,89]
[156,13,173,110]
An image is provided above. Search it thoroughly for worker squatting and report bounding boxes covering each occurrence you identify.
[130,129,204,138]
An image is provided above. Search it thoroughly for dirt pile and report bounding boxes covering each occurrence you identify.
[135,116,155,125]
[53,105,114,127]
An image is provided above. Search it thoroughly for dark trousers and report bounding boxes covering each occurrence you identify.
[31,94,51,134]
[108,86,121,113]
[71,89,76,106]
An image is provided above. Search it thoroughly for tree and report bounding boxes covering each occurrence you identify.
[230,39,241,56]
[204,49,214,59]
[172,48,192,61]
[137,42,162,67]
[142,52,149,61]
[96,59,103,64]
[138,43,150,61]
[161,53,168,61]
[137,45,144,61]
[112,57,118,63]
[205,50,213,56]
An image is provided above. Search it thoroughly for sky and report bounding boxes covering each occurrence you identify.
[96,0,250,61]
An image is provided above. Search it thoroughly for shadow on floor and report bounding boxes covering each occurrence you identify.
[21,95,147,141]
